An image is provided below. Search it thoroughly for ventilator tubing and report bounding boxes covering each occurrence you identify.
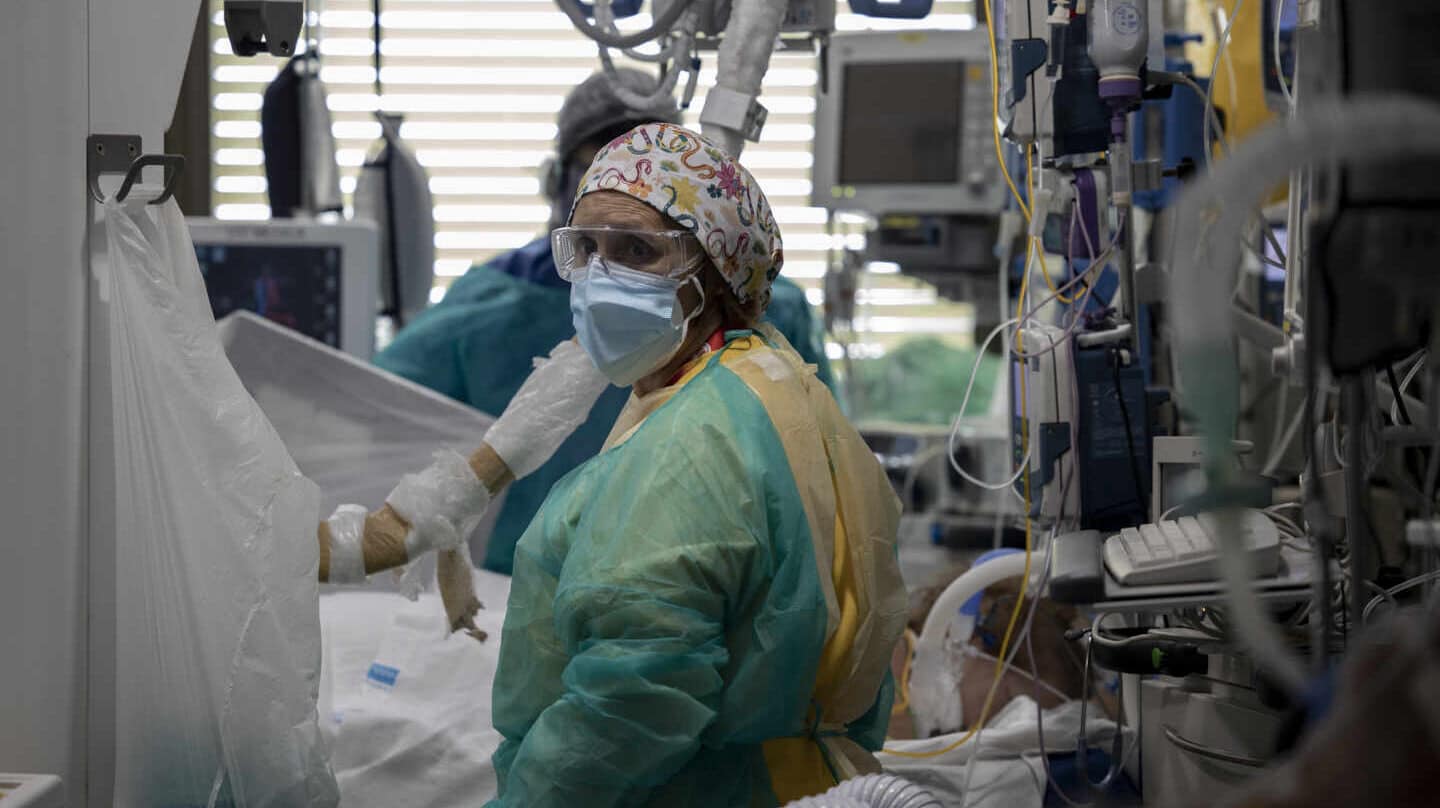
[782,774,942,808]
[484,338,612,480]
[1168,96,1440,698]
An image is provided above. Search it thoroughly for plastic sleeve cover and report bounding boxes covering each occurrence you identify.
[484,339,612,480]
[325,504,369,583]
[386,449,492,558]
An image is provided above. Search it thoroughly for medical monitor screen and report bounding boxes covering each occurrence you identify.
[195,243,344,348]
[838,60,964,185]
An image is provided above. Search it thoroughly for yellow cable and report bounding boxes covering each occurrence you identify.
[985,0,1030,221]
[882,1,1042,759]
[891,628,917,716]
[883,243,1038,761]
[1025,146,1073,305]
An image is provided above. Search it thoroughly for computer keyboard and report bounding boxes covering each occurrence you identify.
[1102,509,1282,586]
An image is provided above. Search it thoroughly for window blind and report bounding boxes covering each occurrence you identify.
[208,0,981,355]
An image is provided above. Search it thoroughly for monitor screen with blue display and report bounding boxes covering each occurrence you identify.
[186,219,379,358]
[194,242,344,349]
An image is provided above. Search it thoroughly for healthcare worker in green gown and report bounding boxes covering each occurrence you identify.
[487,123,906,807]
[373,70,833,575]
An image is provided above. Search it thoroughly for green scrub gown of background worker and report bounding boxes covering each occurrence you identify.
[373,71,835,574]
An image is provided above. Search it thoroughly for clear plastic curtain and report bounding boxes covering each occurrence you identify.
[103,198,338,807]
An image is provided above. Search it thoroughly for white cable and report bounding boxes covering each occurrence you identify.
[1170,72,1229,163]
[1261,509,1305,539]
[946,203,1120,493]
[1012,218,1124,360]
[1273,0,1293,109]
[1203,0,1244,167]
[1159,503,1186,521]
[947,316,1032,491]
[1281,167,1304,329]
[1392,355,1427,426]
[1262,393,1307,477]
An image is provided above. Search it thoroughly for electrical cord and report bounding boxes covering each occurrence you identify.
[1162,725,1267,768]
[1261,509,1305,539]
[1026,576,1139,807]
[1168,72,1228,163]
[1362,570,1440,624]
[1011,211,1127,362]
[1421,437,1440,600]
[1391,354,1426,426]
[943,213,1118,492]
[1387,365,1413,425]
[1260,221,1288,266]
[592,0,692,108]
[1203,0,1244,168]
[1060,617,1134,800]
[1273,0,1293,108]
[946,249,1110,495]
[946,315,1034,492]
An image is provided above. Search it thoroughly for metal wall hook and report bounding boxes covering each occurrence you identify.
[87,134,187,205]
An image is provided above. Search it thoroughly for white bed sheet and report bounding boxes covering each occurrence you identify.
[879,696,1125,808]
[316,574,1111,808]
[318,569,512,807]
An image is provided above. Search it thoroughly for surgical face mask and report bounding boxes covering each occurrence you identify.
[570,255,704,386]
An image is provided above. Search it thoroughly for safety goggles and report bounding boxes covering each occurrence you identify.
[552,226,704,282]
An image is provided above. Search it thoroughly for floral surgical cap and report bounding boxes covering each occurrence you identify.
[569,122,784,303]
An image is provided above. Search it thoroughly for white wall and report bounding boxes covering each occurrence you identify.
[0,0,92,798]
[0,1,199,802]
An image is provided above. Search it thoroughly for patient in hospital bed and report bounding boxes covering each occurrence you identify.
[312,562,1117,808]
[882,572,1134,807]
